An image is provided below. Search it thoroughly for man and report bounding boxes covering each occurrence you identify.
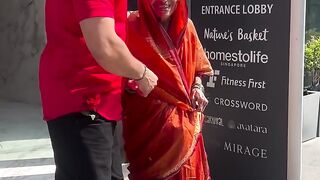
[39,0,158,180]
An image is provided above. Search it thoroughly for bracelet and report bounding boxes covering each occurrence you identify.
[192,83,205,93]
[134,65,147,81]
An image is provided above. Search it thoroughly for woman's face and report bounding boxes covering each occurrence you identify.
[151,0,178,24]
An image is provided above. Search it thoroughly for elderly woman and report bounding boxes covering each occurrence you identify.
[123,0,213,179]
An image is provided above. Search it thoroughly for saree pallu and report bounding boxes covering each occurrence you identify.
[123,88,209,180]
[123,1,213,179]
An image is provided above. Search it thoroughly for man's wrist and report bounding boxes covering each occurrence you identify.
[133,64,147,81]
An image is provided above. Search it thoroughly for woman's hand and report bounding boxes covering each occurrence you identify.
[191,86,208,112]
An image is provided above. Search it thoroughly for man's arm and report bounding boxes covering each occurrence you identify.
[80,17,158,97]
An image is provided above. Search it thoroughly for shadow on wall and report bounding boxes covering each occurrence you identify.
[0,0,46,105]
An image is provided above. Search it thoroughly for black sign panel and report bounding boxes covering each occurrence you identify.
[191,1,290,180]
[128,0,137,10]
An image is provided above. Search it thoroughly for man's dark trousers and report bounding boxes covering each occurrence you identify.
[47,112,124,180]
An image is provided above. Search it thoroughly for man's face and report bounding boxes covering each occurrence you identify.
[151,0,178,23]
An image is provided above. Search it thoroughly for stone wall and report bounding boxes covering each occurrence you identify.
[0,0,45,104]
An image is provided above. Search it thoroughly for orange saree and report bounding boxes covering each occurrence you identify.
[123,0,213,179]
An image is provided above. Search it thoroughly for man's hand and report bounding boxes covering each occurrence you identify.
[135,67,158,97]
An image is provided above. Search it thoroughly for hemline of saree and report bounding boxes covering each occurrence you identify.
[160,112,202,179]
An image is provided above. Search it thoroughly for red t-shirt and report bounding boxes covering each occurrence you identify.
[39,0,127,121]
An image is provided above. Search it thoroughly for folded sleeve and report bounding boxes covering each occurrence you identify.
[72,0,115,22]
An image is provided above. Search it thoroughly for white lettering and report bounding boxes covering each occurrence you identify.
[237,28,269,42]
[201,4,274,15]
[224,141,268,159]
[237,123,268,134]
[213,97,268,112]
[204,49,269,64]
